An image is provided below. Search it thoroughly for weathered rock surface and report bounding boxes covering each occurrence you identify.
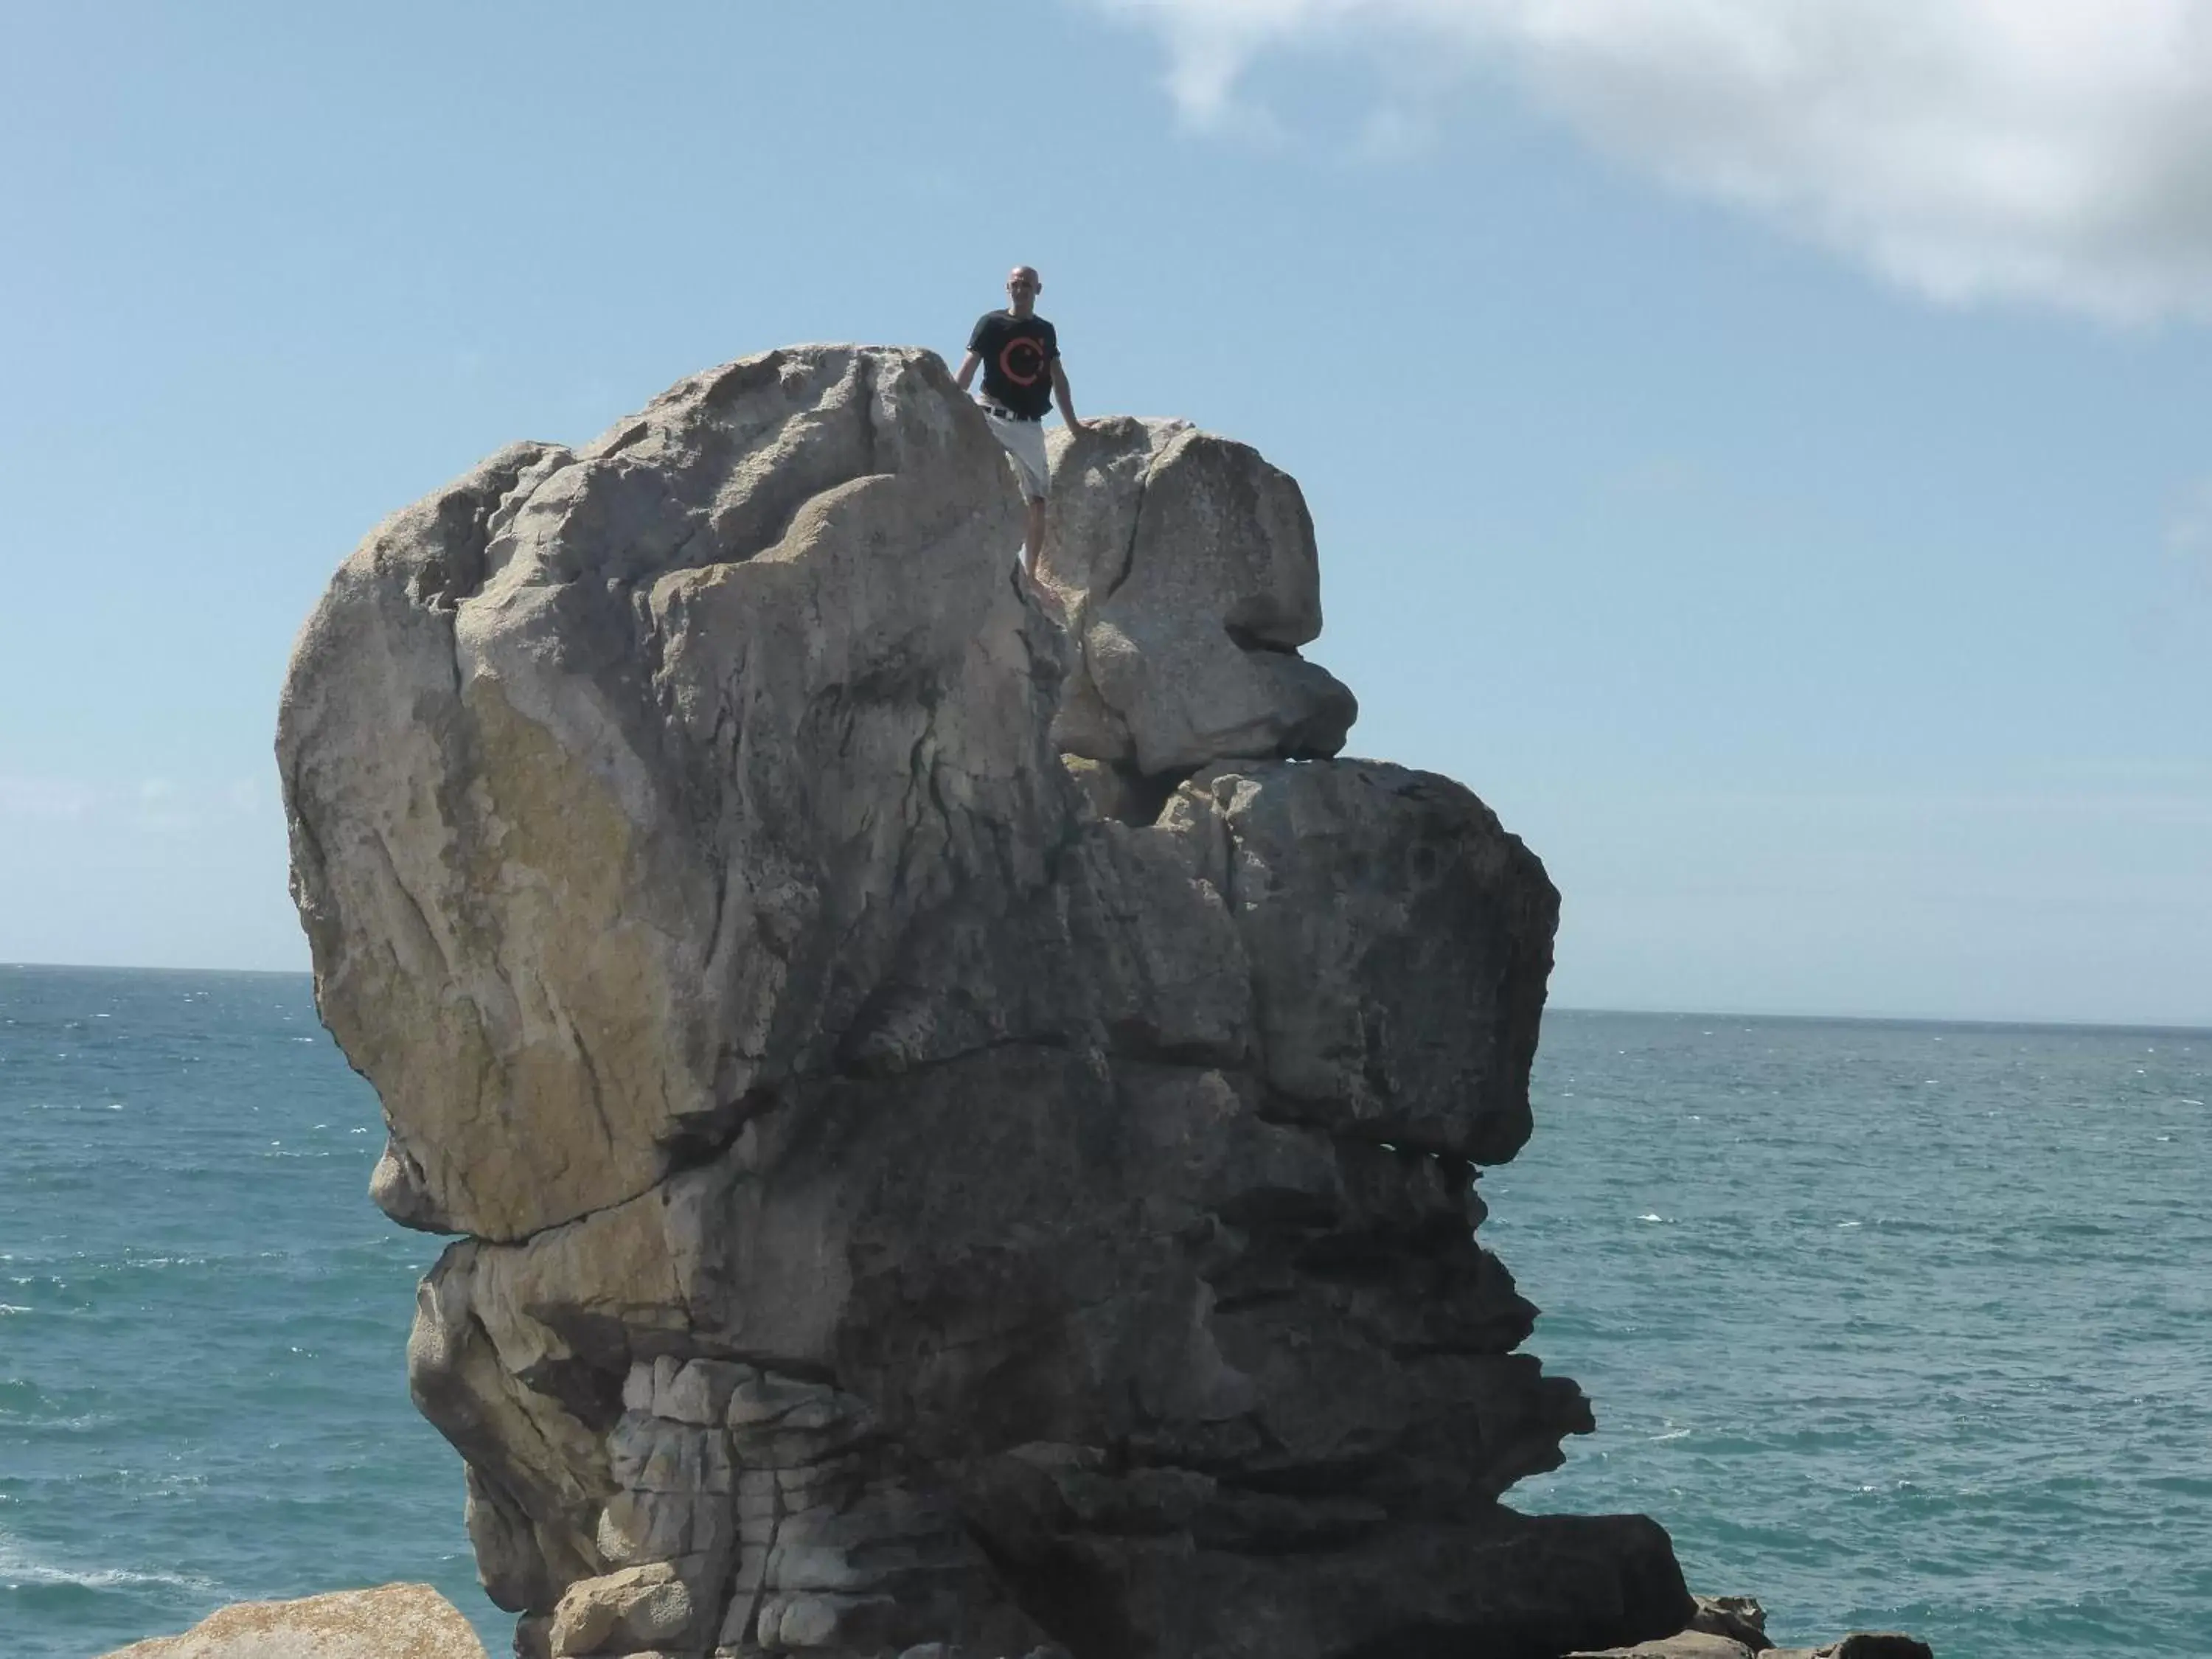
[1565,1594,1938,1659]
[99,1582,489,1658]
[1038,417,1357,779]
[279,345,1691,1657]
[282,346,1054,1244]
[1570,1631,1935,1659]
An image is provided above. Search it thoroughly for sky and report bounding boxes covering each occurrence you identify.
[1,0,2208,1026]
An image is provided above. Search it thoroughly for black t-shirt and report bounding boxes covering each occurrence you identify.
[967,310,1060,419]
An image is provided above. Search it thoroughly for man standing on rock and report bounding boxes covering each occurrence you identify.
[955,265,1088,588]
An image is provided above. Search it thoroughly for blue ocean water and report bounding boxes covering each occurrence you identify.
[2,967,2206,1658]
[1491,1012,2212,1656]
[0,967,493,1657]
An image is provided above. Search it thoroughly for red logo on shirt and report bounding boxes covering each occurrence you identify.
[999,337,1047,386]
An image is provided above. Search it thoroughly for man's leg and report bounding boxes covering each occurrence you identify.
[1023,495,1047,574]
[983,411,1061,611]
[1018,493,1068,620]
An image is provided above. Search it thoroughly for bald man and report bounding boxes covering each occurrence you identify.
[954,264,1088,588]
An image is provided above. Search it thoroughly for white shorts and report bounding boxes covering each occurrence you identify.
[981,404,1051,501]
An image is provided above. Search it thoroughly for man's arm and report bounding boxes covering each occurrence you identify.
[1051,359,1088,431]
[953,350,981,392]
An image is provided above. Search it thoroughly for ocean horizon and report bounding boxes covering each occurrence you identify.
[3,964,2205,1657]
[14,957,2208,1037]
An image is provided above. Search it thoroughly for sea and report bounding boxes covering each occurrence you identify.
[2,964,2206,1659]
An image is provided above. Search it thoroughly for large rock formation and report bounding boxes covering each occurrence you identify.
[278,345,1691,1658]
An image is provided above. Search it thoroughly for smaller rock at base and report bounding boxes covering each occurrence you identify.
[1571,1630,1938,1659]
[1691,1593,1773,1649]
[96,1583,489,1658]
[1568,1632,1757,1659]
[549,1562,695,1657]
[1739,1636,1940,1659]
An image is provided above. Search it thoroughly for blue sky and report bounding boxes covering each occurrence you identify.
[2,1,2208,1025]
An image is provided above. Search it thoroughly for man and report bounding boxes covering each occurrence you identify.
[955,265,1088,586]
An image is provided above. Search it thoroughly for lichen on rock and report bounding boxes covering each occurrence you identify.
[279,344,1692,1658]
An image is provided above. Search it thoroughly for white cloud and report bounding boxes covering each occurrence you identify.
[1097,0,2212,321]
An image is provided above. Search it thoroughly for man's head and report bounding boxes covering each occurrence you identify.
[1006,265,1041,317]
